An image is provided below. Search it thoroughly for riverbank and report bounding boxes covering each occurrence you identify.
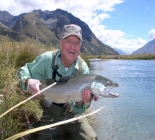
[84,54,155,60]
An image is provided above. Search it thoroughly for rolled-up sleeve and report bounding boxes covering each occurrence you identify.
[17,51,52,90]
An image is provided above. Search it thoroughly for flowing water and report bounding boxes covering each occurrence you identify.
[89,59,155,140]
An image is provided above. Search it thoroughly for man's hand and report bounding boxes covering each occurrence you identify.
[81,90,98,103]
[81,90,91,103]
[26,79,41,98]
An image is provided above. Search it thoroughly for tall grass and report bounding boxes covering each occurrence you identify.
[0,41,48,139]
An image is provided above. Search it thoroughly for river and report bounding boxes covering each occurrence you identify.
[89,59,155,140]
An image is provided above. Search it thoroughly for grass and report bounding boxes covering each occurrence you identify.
[0,41,47,139]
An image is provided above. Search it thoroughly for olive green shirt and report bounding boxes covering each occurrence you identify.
[18,50,89,90]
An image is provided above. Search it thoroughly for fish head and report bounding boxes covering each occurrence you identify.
[91,75,119,98]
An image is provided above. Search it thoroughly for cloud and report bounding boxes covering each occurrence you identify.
[148,29,155,40]
[0,0,147,54]
[94,26,146,54]
[0,0,123,15]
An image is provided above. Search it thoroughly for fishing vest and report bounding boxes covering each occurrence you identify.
[52,49,83,82]
[41,50,86,111]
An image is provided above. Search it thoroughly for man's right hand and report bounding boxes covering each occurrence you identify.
[26,79,41,98]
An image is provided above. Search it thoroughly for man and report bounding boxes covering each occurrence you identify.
[18,24,98,140]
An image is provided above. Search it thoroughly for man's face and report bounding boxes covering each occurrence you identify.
[60,35,82,67]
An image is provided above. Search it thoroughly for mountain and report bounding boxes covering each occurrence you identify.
[132,38,155,54]
[0,9,119,55]
[0,11,13,26]
[0,10,25,28]
[0,22,32,42]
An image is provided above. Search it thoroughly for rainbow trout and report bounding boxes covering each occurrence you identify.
[40,74,119,104]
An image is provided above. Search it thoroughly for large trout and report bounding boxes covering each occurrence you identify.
[40,74,119,104]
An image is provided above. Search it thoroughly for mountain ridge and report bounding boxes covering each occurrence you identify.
[0,9,119,55]
[132,38,155,54]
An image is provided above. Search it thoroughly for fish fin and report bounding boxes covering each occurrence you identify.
[40,79,56,90]
[61,103,70,116]
[58,76,70,83]
[39,77,70,95]
[46,79,56,86]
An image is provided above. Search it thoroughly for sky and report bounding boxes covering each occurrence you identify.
[0,0,155,54]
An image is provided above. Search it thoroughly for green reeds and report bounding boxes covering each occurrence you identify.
[0,41,48,139]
